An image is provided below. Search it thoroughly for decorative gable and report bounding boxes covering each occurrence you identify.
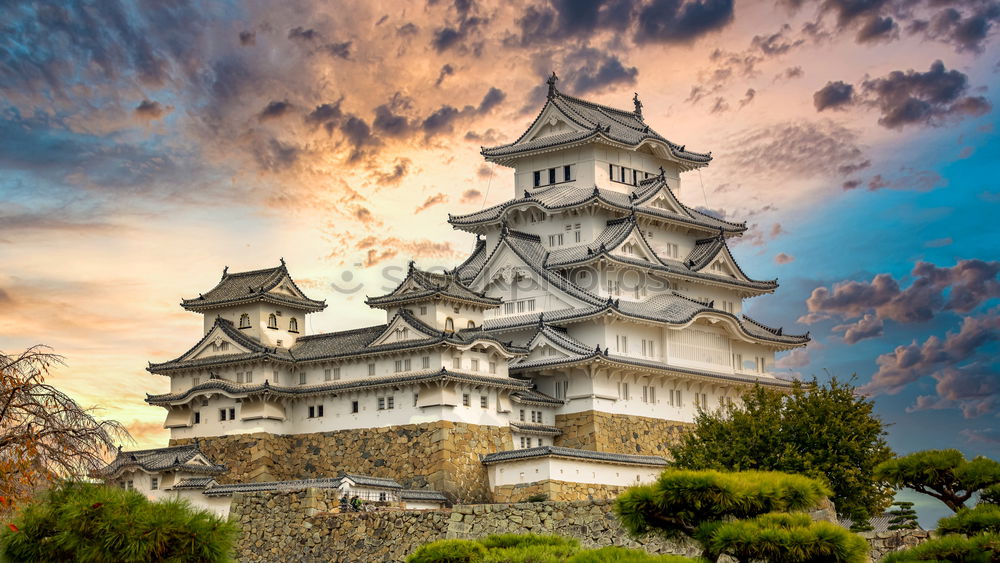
[522,104,586,142]
[267,274,310,300]
[367,313,437,347]
[185,325,252,361]
[610,232,657,263]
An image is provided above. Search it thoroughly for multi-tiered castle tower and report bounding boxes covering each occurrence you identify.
[100,75,807,507]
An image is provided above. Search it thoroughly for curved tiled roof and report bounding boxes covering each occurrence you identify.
[94,444,226,478]
[510,388,565,406]
[181,261,326,312]
[399,489,449,502]
[203,477,345,497]
[448,179,745,235]
[509,422,562,435]
[146,368,535,405]
[147,317,291,374]
[510,346,795,389]
[481,445,668,466]
[483,294,809,347]
[366,262,501,308]
[150,311,526,373]
[172,477,218,490]
[481,84,711,167]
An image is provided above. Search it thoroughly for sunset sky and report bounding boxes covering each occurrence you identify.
[2,0,998,524]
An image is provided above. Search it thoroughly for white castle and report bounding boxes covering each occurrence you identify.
[99,74,807,512]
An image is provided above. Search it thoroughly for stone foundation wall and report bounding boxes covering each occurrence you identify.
[861,529,933,561]
[229,491,927,563]
[230,493,697,563]
[554,410,692,455]
[491,480,629,503]
[171,421,512,502]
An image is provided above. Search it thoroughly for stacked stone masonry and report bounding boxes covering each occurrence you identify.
[230,490,925,563]
[171,421,512,502]
[554,410,692,455]
[491,480,628,503]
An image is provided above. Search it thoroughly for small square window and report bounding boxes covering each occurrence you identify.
[471,359,479,371]
[351,401,359,413]
[368,363,376,376]
[489,361,496,374]
[219,408,227,422]
[563,164,572,182]
[378,397,386,410]
[419,305,427,315]
[462,393,470,407]
[317,405,324,417]
[480,396,488,409]
[194,411,201,424]
[246,370,253,383]
[533,170,541,187]
[333,367,341,380]
[151,477,158,490]
[229,407,235,420]
[298,372,306,385]
[324,368,332,381]
[548,168,556,184]
[387,396,395,409]
[422,356,430,369]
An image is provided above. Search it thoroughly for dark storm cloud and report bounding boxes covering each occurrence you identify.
[813,81,855,111]
[320,41,352,59]
[305,100,344,135]
[634,0,735,44]
[135,99,169,120]
[567,53,639,95]
[802,260,1000,325]
[512,0,634,45]
[421,106,462,135]
[288,27,319,41]
[259,100,292,120]
[856,15,897,42]
[861,311,1000,398]
[435,64,454,87]
[861,60,992,128]
[430,0,487,53]
[340,115,380,161]
[911,3,1000,53]
[477,87,506,113]
[821,0,888,27]
[373,104,413,137]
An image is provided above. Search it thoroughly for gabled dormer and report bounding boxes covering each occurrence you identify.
[685,235,776,289]
[180,260,325,347]
[481,73,712,197]
[366,262,502,332]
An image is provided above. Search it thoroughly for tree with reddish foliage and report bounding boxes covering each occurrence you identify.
[0,346,129,510]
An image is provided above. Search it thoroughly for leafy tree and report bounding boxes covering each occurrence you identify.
[614,469,867,563]
[875,449,1000,512]
[0,481,237,562]
[406,534,701,563]
[881,533,1000,563]
[0,346,130,509]
[669,377,894,523]
[886,501,920,530]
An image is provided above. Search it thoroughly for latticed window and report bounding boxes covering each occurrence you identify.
[267,314,278,329]
[239,313,251,328]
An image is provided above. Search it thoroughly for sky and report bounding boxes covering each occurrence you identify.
[1,0,999,525]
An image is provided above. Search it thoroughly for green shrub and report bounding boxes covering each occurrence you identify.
[407,539,488,563]
[882,532,1000,562]
[407,534,703,563]
[524,493,549,503]
[477,534,577,550]
[0,481,237,563]
[938,504,1000,536]
[706,513,868,563]
[567,546,705,562]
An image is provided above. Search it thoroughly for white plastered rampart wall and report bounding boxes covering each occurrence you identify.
[486,456,662,489]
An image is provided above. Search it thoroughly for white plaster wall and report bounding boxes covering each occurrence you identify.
[487,456,662,488]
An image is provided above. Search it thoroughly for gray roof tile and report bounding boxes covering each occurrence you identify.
[481,445,668,466]
[482,87,711,166]
[181,262,325,312]
[367,263,501,308]
[95,444,226,477]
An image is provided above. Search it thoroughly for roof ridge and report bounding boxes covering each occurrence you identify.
[294,324,387,341]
